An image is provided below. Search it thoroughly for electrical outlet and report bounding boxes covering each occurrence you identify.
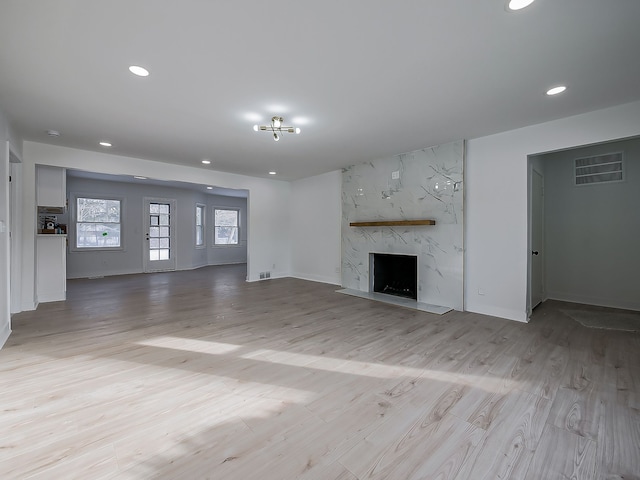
[392,170,400,180]
[259,272,265,279]
[266,272,271,278]
[272,263,276,269]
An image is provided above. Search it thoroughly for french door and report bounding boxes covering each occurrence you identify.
[143,198,176,272]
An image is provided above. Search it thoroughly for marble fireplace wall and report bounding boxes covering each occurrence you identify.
[342,140,464,310]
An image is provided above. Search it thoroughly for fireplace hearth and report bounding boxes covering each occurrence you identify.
[370,253,417,300]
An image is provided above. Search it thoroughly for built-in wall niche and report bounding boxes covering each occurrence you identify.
[341,140,464,311]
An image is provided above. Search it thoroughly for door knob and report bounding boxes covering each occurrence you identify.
[532,251,539,255]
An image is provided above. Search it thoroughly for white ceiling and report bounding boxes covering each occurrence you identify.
[1,0,639,181]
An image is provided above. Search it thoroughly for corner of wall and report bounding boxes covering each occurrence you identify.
[0,322,11,349]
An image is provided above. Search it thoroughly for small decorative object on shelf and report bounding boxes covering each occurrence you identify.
[349,220,436,227]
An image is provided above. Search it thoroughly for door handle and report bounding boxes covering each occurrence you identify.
[532,251,539,255]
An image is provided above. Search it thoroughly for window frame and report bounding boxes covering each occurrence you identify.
[195,203,206,248]
[71,193,125,252]
[213,207,240,247]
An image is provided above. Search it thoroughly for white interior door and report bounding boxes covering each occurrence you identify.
[530,170,544,309]
[143,198,176,272]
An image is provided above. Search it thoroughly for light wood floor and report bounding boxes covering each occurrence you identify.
[2,265,639,479]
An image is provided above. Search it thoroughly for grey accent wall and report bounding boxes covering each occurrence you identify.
[207,195,248,266]
[342,140,464,310]
[543,137,640,310]
[66,177,247,278]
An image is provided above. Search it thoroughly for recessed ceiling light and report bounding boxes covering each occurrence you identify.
[507,0,535,11]
[546,85,567,96]
[99,141,112,147]
[206,186,213,190]
[129,65,149,77]
[133,176,147,180]
[269,171,277,175]
[201,159,211,165]
[46,130,60,137]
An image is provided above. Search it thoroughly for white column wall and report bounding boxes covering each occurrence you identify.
[291,170,342,285]
[465,101,640,322]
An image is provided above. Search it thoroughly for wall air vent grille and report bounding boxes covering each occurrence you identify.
[574,152,624,186]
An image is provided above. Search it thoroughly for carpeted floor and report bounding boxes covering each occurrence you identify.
[561,308,640,332]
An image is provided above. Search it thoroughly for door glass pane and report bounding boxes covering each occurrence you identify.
[148,202,172,263]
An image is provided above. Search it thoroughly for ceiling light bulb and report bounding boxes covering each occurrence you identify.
[508,0,535,10]
[129,65,149,77]
[253,124,259,132]
[99,141,112,147]
[273,133,279,141]
[269,171,277,175]
[272,117,281,128]
[206,186,213,190]
[133,176,147,180]
[295,127,301,134]
[546,85,567,95]
[201,159,211,164]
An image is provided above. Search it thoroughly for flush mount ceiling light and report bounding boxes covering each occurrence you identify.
[46,130,60,137]
[253,116,301,142]
[546,85,567,95]
[133,176,147,180]
[507,0,535,11]
[129,65,149,77]
[99,141,112,147]
[201,159,211,165]
[268,171,277,175]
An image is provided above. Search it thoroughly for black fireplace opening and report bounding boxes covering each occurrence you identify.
[371,253,417,300]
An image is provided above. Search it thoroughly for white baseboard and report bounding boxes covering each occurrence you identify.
[37,292,66,303]
[465,305,529,323]
[292,272,341,286]
[68,262,248,280]
[0,322,11,350]
[545,292,640,312]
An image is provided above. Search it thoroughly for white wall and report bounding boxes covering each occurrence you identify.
[19,142,291,311]
[291,170,342,285]
[466,100,640,322]
[64,177,248,278]
[542,137,640,311]
[0,107,22,346]
[0,113,11,347]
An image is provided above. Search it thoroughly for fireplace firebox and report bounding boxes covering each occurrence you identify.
[370,253,418,300]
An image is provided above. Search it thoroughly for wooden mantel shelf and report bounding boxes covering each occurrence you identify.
[349,219,436,227]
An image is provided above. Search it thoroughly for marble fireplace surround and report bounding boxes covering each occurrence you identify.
[340,140,464,313]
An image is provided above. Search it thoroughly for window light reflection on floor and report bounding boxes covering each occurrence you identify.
[136,336,512,394]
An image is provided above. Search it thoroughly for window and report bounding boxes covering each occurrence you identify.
[75,197,122,248]
[195,204,205,247]
[214,208,239,245]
